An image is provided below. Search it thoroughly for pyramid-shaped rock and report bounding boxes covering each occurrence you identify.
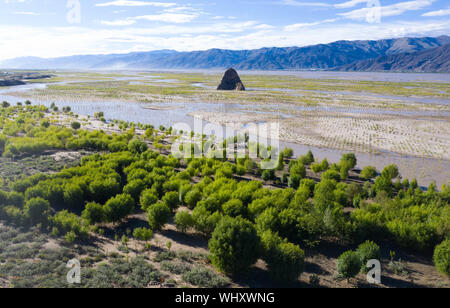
[217,68,245,91]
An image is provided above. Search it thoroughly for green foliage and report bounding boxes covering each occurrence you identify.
[357,241,381,273]
[82,202,105,225]
[260,231,305,282]
[209,216,260,275]
[24,197,50,226]
[361,166,378,180]
[70,122,81,130]
[104,194,135,224]
[128,139,148,154]
[123,180,146,202]
[133,228,153,242]
[182,267,230,288]
[147,202,171,230]
[337,250,362,279]
[174,210,195,233]
[433,240,449,277]
[162,191,180,212]
[222,199,246,218]
[381,164,400,180]
[52,210,88,242]
[140,189,159,211]
[185,189,202,209]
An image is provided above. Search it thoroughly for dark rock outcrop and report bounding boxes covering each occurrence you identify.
[217,68,245,91]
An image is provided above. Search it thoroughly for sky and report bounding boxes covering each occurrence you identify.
[0,0,449,60]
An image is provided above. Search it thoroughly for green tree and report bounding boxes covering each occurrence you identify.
[128,139,148,154]
[123,179,146,202]
[222,199,246,218]
[175,210,195,233]
[63,183,85,212]
[140,189,159,211]
[89,178,121,204]
[103,194,134,224]
[337,250,362,280]
[24,197,50,226]
[381,164,399,180]
[82,202,105,225]
[357,241,381,273]
[434,239,449,277]
[185,189,202,209]
[147,202,171,230]
[340,153,357,170]
[260,230,305,282]
[209,216,260,275]
[133,228,153,242]
[162,191,180,212]
[71,122,81,130]
[361,166,378,180]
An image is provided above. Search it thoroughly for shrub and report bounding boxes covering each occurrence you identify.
[133,228,153,242]
[357,241,381,273]
[185,189,202,209]
[24,197,50,226]
[262,169,275,181]
[361,166,378,180]
[322,170,340,182]
[260,231,305,282]
[70,122,81,130]
[82,202,105,225]
[140,189,159,211]
[174,210,195,233]
[89,179,121,204]
[128,139,148,154]
[123,180,146,202]
[162,191,180,212]
[433,240,449,277]
[7,192,24,208]
[182,267,230,288]
[63,183,85,212]
[147,203,171,230]
[222,199,246,218]
[381,164,399,180]
[209,216,260,275]
[103,194,134,224]
[337,250,362,280]
[340,153,357,170]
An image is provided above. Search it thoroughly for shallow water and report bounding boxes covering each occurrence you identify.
[1,74,449,187]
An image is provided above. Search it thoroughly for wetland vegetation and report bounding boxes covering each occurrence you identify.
[0,99,448,288]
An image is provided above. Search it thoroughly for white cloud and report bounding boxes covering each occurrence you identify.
[339,0,435,21]
[96,0,176,7]
[422,7,450,16]
[334,0,369,9]
[0,19,448,61]
[12,11,41,16]
[284,18,338,31]
[279,0,331,7]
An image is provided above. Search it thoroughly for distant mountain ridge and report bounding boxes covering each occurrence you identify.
[1,36,450,72]
[336,44,450,73]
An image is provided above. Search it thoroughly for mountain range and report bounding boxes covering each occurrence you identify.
[1,36,449,72]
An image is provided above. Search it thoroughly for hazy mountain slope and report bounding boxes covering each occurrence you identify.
[1,36,449,71]
[337,44,450,73]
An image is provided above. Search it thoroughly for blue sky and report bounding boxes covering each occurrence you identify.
[0,0,449,60]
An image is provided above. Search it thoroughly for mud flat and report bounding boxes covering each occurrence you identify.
[1,70,448,187]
